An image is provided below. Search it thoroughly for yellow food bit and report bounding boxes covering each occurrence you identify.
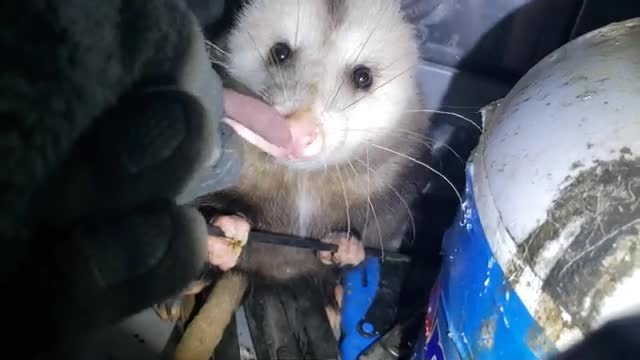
[227,238,245,251]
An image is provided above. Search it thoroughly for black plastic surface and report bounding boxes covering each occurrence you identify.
[402,0,582,81]
[243,281,339,360]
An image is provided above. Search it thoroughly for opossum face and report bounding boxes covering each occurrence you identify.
[225,0,420,170]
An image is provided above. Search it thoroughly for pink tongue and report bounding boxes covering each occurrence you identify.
[223,89,292,157]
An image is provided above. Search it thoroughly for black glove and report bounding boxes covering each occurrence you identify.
[0,0,237,356]
[3,83,243,358]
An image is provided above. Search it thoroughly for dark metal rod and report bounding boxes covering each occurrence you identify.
[207,224,410,263]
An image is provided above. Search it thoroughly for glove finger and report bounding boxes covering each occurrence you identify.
[48,202,207,350]
[38,88,232,225]
[175,119,243,205]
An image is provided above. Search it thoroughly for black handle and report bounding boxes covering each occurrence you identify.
[207,225,410,263]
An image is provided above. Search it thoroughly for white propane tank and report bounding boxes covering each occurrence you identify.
[415,17,640,360]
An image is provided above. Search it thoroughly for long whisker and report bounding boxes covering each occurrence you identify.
[395,129,464,162]
[341,67,413,112]
[343,151,386,255]
[276,66,289,103]
[205,40,230,57]
[346,160,359,177]
[439,104,486,109]
[204,40,233,73]
[354,159,416,245]
[406,109,483,133]
[292,0,302,104]
[365,146,383,253]
[243,29,283,96]
[267,45,289,104]
[327,76,347,111]
[346,158,376,245]
[366,191,384,259]
[349,1,391,62]
[346,159,385,255]
[335,164,351,237]
[363,146,371,240]
[327,2,391,109]
[208,57,232,72]
[242,26,294,108]
[294,0,301,47]
[380,56,405,72]
[388,185,416,245]
[243,29,269,71]
[256,88,273,103]
[321,125,465,163]
[369,143,463,205]
[359,129,435,152]
[343,127,436,150]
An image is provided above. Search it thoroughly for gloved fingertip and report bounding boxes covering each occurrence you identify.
[55,202,209,337]
[104,89,207,175]
[175,121,244,204]
[49,88,229,216]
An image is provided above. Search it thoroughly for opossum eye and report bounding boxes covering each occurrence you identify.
[351,65,372,90]
[269,42,292,65]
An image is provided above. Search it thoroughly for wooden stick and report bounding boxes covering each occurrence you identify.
[174,271,248,360]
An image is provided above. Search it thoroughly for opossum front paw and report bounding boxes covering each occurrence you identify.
[325,284,344,339]
[153,280,208,323]
[208,215,250,271]
[318,232,365,267]
[154,295,195,323]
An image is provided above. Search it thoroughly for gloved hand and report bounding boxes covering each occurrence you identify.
[0,0,295,355]
[21,87,241,352]
[0,0,248,356]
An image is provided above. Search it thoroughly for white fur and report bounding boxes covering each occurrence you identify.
[225,0,420,170]
[295,179,317,235]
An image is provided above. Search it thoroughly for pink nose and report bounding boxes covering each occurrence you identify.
[287,112,323,158]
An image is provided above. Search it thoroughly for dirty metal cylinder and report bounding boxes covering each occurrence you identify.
[413,17,640,360]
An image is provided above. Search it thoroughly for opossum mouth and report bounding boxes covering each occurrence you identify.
[223,89,293,158]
